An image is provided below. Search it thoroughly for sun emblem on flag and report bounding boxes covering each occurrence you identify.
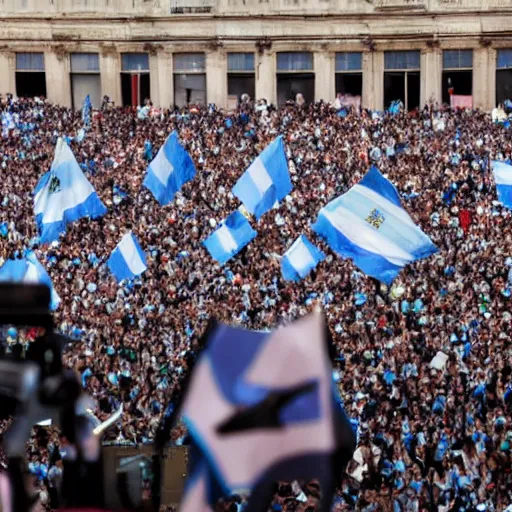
[365,208,385,229]
[48,174,61,194]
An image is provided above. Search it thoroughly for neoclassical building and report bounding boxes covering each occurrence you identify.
[1,0,512,111]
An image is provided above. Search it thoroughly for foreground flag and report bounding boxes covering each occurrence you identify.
[34,138,107,243]
[0,252,60,310]
[281,234,325,281]
[203,210,256,265]
[107,232,147,282]
[232,136,292,220]
[143,131,196,205]
[82,94,92,128]
[492,160,512,208]
[178,313,356,512]
[313,166,437,285]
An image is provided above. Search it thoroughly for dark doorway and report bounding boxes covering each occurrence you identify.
[277,73,315,106]
[497,69,512,106]
[442,70,472,105]
[15,72,47,98]
[121,73,150,107]
[228,74,255,101]
[335,73,362,97]
[384,71,420,111]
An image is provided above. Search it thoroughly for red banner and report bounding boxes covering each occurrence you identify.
[131,74,139,107]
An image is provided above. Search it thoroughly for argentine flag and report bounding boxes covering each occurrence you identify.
[492,160,512,208]
[232,136,292,220]
[281,235,325,281]
[143,131,196,206]
[107,232,147,282]
[203,210,257,265]
[34,138,107,243]
[0,252,60,310]
[178,313,356,512]
[312,166,437,285]
[82,95,92,128]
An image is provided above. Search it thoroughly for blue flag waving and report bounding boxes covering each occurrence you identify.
[178,313,356,512]
[143,131,196,206]
[281,235,325,281]
[34,138,107,243]
[232,136,292,220]
[107,232,148,282]
[313,166,437,285]
[0,252,60,310]
[492,160,512,209]
[203,210,257,265]
[82,95,92,129]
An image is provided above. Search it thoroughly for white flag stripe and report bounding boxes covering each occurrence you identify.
[323,206,414,267]
[247,157,273,197]
[493,162,512,185]
[215,224,239,253]
[286,238,316,271]
[118,234,146,275]
[151,149,175,186]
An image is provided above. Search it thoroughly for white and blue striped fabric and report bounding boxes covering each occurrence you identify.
[232,136,292,220]
[492,160,512,209]
[281,235,325,281]
[34,138,107,243]
[312,166,437,285]
[143,131,197,206]
[107,232,147,282]
[203,211,257,266]
[0,252,60,310]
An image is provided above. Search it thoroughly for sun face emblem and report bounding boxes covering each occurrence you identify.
[48,174,61,194]
[365,208,385,229]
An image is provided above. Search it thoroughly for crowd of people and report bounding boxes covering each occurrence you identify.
[0,93,512,511]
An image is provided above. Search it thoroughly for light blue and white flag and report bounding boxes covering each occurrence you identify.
[312,166,437,285]
[0,252,60,310]
[143,131,196,206]
[203,210,257,266]
[107,232,147,282]
[82,95,92,128]
[492,160,512,208]
[281,235,325,282]
[34,138,107,243]
[1,111,15,137]
[232,136,292,220]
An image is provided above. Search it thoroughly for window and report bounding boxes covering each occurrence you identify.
[384,51,420,110]
[496,49,512,106]
[335,52,362,72]
[227,53,255,105]
[173,53,206,73]
[277,52,313,72]
[443,50,473,70]
[70,53,100,73]
[120,54,150,107]
[15,53,46,98]
[16,53,45,72]
[70,53,101,110]
[335,52,363,107]
[121,53,150,72]
[228,53,255,72]
[173,53,206,107]
[442,50,473,106]
[384,51,420,71]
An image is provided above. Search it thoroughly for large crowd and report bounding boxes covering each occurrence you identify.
[0,93,512,512]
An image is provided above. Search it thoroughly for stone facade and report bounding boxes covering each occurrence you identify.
[1,0,512,109]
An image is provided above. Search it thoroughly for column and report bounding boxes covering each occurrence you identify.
[206,50,227,108]
[473,47,494,111]
[0,52,15,96]
[149,53,160,107]
[156,52,173,108]
[362,51,384,111]
[45,51,72,107]
[100,51,121,107]
[314,52,335,103]
[255,51,276,105]
[421,47,442,107]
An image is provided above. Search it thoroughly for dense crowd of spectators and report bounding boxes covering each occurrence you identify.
[1,94,512,511]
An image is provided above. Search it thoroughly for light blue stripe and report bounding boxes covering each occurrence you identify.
[359,166,401,207]
[497,183,512,208]
[107,248,134,282]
